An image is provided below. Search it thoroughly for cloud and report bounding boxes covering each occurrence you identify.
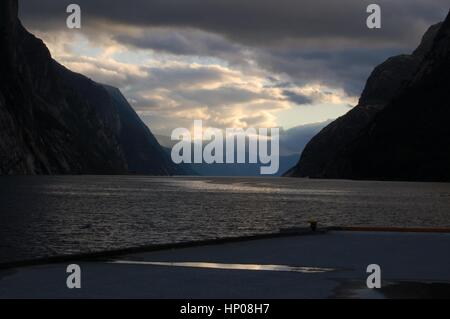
[176,87,273,108]
[144,64,239,90]
[20,0,448,98]
[283,90,313,105]
[17,0,449,134]
[20,0,449,48]
[114,28,243,58]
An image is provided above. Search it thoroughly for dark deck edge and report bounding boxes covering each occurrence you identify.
[0,228,322,270]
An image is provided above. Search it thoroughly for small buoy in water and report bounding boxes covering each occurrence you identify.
[80,224,92,230]
[308,220,318,232]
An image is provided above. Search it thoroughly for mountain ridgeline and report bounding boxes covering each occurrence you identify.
[156,120,329,176]
[287,11,450,182]
[0,0,179,175]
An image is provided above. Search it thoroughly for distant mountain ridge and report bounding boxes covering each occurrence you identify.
[0,0,179,175]
[155,121,330,176]
[286,13,450,182]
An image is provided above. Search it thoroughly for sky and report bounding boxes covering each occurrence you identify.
[19,0,449,136]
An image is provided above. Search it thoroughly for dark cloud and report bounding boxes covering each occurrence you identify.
[283,90,313,105]
[20,0,449,47]
[115,28,242,58]
[257,47,405,95]
[18,0,449,99]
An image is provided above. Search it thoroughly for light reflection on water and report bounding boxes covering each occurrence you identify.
[1,176,450,263]
[110,260,336,273]
[167,179,352,195]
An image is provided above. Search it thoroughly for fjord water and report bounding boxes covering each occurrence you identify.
[1,176,450,263]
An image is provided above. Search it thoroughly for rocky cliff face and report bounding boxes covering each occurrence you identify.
[339,12,450,181]
[0,0,178,175]
[287,15,448,181]
[104,85,184,175]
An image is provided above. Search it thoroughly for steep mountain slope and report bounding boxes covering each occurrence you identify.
[104,85,183,175]
[336,12,450,181]
[287,18,445,180]
[0,0,178,175]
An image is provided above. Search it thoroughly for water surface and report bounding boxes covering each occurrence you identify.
[1,176,449,263]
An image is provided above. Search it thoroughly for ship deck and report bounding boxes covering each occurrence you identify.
[1,229,450,298]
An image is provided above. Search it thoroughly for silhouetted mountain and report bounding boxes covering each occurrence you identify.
[286,15,449,181]
[104,85,184,175]
[0,0,179,175]
[339,12,450,181]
